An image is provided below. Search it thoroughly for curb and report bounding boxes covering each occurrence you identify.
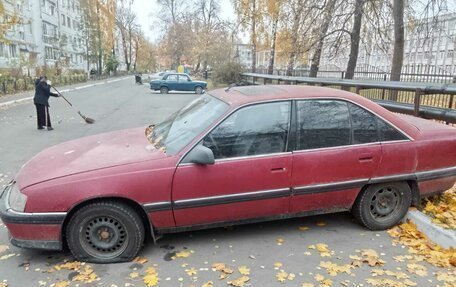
[403,209,456,248]
[0,76,132,108]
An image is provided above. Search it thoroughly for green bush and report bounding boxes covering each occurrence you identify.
[212,62,244,85]
[16,79,25,90]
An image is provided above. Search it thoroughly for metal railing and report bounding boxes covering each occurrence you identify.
[249,68,456,84]
[240,72,456,124]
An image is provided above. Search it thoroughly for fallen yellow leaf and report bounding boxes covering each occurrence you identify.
[0,245,9,253]
[54,281,70,287]
[227,276,250,287]
[133,256,148,264]
[238,266,250,275]
[185,267,197,276]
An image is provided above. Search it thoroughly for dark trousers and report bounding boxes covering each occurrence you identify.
[35,104,51,128]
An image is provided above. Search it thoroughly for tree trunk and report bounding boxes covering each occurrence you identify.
[286,1,303,76]
[267,16,279,75]
[345,0,365,80]
[390,0,404,100]
[286,52,296,76]
[251,0,257,73]
[96,1,102,75]
[309,0,337,78]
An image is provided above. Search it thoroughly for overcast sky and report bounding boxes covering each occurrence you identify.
[131,0,235,43]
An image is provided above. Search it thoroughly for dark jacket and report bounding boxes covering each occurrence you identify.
[33,80,58,106]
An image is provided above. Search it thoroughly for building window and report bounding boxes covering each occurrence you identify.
[61,14,65,26]
[447,50,453,59]
[0,43,6,58]
[67,16,71,28]
[9,44,17,58]
[45,47,53,59]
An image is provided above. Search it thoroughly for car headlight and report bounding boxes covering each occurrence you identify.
[9,183,27,212]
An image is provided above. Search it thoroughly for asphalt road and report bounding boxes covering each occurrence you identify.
[0,78,453,287]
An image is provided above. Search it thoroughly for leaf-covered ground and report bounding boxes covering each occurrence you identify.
[421,185,456,230]
[1,212,455,287]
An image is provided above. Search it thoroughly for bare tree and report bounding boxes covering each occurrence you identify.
[309,0,338,77]
[390,0,404,82]
[345,0,366,79]
[233,0,262,72]
[116,1,140,71]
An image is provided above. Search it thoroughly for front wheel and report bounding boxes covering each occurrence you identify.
[160,86,169,94]
[66,201,144,263]
[352,182,411,230]
[195,86,203,94]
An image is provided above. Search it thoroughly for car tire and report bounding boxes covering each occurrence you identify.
[195,86,203,94]
[160,86,169,94]
[66,201,144,263]
[352,182,411,231]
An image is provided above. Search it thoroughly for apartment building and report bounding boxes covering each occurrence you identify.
[0,0,86,75]
[233,43,253,68]
[320,12,456,75]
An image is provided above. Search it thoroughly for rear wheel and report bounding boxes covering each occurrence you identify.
[352,182,411,230]
[160,86,169,94]
[66,201,144,263]
[195,86,203,94]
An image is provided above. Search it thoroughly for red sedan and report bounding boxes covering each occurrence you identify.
[1,85,455,263]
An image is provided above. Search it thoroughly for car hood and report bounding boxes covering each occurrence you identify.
[193,80,207,85]
[16,127,168,190]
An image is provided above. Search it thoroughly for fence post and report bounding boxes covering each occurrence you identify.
[381,74,387,100]
[2,81,5,94]
[414,88,422,117]
[341,71,345,79]
[355,86,361,94]
[449,94,454,110]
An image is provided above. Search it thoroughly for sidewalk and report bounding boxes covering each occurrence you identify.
[0,75,132,107]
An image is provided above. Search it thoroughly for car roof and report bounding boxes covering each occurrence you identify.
[209,85,419,138]
[164,73,189,76]
[210,85,366,106]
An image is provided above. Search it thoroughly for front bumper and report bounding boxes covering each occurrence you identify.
[0,181,65,250]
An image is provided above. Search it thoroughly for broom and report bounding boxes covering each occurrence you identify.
[51,86,95,124]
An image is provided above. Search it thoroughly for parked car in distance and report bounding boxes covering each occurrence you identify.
[149,72,166,81]
[150,73,207,94]
[1,85,455,263]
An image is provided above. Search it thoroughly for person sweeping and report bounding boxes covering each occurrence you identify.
[33,76,59,130]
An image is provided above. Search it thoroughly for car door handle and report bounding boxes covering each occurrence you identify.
[359,153,373,162]
[271,167,287,173]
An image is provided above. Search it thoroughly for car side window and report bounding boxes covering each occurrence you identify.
[179,75,190,82]
[348,103,378,144]
[167,75,178,81]
[377,119,408,141]
[202,102,291,159]
[296,100,351,150]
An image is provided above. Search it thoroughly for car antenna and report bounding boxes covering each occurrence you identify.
[225,83,238,92]
[225,81,249,92]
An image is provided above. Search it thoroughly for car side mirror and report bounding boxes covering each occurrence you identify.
[182,145,215,165]
[188,78,191,82]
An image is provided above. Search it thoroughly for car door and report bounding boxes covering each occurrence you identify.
[178,74,192,91]
[172,101,293,227]
[290,100,382,213]
[165,74,178,91]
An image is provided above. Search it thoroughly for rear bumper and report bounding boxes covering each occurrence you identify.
[0,182,65,250]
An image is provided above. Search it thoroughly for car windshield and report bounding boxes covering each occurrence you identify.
[147,94,228,155]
